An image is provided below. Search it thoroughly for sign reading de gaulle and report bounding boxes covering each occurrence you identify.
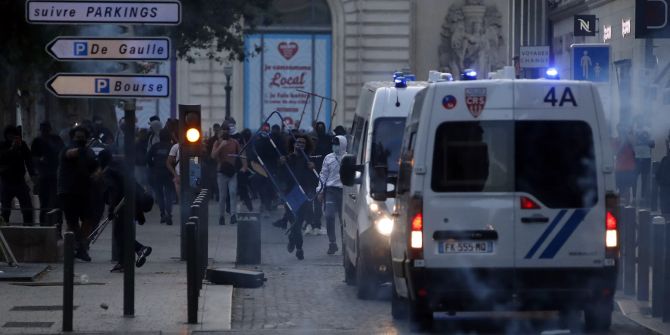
[636,0,670,38]
[47,37,170,61]
[26,1,181,24]
[46,73,170,98]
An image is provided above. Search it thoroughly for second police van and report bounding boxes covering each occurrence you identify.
[382,68,619,331]
[339,74,428,299]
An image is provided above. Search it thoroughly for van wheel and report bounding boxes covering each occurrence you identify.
[391,282,407,320]
[584,300,613,333]
[343,244,356,285]
[356,254,377,300]
[408,301,433,332]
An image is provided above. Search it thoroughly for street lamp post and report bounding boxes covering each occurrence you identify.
[224,65,233,119]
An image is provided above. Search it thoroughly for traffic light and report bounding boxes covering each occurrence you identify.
[179,104,201,155]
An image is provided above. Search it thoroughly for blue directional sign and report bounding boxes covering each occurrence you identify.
[46,73,170,98]
[571,44,610,82]
[46,37,170,61]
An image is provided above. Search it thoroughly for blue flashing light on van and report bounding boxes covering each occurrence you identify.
[545,67,560,79]
[461,69,477,81]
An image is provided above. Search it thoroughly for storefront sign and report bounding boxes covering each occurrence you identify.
[636,0,670,38]
[574,15,597,36]
[244,34,332,130]
[622,18,631,37]
[519,46,550,68]
[603,25,612,42]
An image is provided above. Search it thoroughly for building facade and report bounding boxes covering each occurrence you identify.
[176,0,546,133]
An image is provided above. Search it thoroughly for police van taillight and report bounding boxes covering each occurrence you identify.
[408,196,423,259]
[606,211,617,248]
[605,193,620,259]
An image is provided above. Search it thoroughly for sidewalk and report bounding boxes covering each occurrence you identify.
[616,294,670,335]
[0,202,237,334]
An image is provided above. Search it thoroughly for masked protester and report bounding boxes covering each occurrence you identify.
[317,135,348,254]
[308,121,332,235]
[147,129,175,225]
[279,134,318,260]
[211,121,248,225]
[206,123,222,202]
[57,126,99,261]
[146,116,162,152]
[0,125,37,224]
[31,122,65,225]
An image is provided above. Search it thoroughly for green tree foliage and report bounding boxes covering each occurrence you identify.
[0,0,275,129]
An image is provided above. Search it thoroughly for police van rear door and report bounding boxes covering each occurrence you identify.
[513,81,605,269]
[423,81,516,269]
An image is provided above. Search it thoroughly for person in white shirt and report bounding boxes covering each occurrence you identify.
[317,135,347,255]
[167,143,180,196]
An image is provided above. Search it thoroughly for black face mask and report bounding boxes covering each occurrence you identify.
[75,139,87,147]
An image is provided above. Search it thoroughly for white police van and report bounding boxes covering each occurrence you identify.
[339,74,428,299]
[387,68,619,331]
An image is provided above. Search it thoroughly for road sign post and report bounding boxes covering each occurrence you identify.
[571,44,611,82]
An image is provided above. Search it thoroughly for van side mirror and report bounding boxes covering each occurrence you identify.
[340,154,362,186]
[371,165,395,201]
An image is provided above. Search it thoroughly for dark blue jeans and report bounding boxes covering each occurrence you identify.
[324,187,343,244]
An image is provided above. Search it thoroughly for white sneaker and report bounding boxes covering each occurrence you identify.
[319,228,327,235]
[303,226,312,236]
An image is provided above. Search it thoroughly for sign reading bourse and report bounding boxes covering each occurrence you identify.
[244,34,332,130]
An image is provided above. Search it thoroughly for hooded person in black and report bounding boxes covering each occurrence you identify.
[279,134,318,260]
[0,125,36,224]
[31,122,65,225]
[98,149,152,272]
[57,126,99,261]
[309,121,332,234]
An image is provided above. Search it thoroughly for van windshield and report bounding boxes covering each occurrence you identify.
[370,117,406,174]
[431,120,597,208]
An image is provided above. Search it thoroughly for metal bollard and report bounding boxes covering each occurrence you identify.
[616,205,626,291]
[664,216,670,322]
[62,232,74,332]
[188,215,203,292]
[622,206,637,295]
[652,216,665,318]
[186,221,198,324]
[638,210,651,301]
[651,161,660,212]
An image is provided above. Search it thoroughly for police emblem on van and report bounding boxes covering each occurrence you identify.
[465,88,487,118]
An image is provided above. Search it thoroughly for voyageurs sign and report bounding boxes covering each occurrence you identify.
[244,34,332,130]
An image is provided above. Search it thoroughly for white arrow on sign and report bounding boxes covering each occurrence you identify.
[46,37,170,61]
[26,1,181,24]
[46,73,170,98]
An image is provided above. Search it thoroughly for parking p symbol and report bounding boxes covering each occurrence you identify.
[74,42,88,56]
[95,78,110,94]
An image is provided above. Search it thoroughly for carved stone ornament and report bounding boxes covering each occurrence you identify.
[438,0,506,76]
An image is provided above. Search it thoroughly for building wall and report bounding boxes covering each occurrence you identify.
[549,0,670,160]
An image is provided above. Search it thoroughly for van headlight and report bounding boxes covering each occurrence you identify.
[375,216,394,236]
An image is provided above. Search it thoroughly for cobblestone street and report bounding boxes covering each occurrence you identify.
[227,209,655,335]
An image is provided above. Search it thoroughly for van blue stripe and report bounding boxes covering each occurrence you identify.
[524,209,567,259]
[539,208,590,259]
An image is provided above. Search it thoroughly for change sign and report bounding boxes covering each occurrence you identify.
[46,37,170,61]
[46,73,170,98]
[26,1,181,24]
